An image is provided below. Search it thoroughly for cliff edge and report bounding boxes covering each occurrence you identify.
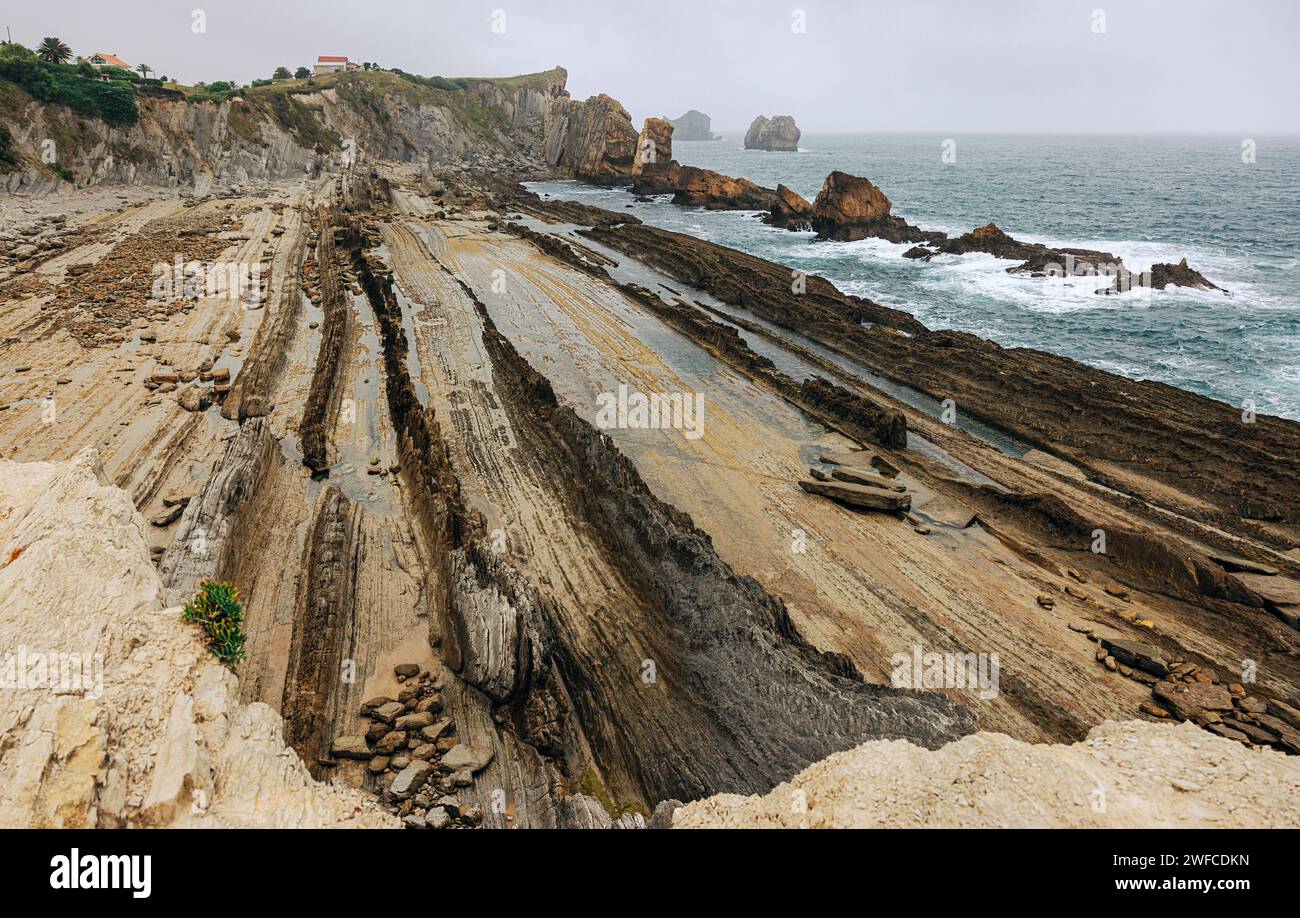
[674,719,1300,828]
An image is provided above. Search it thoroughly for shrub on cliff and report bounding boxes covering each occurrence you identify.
[182,580,248,671]
[0,44,138,125]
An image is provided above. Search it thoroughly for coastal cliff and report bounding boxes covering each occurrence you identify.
[0,64,637,194]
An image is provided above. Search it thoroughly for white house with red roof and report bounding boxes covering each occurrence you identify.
[313,55,359,75]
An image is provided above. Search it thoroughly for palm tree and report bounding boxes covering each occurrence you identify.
[37,37,72,64]
[136,63,153,79]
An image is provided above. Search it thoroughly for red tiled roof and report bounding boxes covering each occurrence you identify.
[317,56,349,63]
[92,52,130,69]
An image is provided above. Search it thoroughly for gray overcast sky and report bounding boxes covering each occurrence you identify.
[5,0,1298,132]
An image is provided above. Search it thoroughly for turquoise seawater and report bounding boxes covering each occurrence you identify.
[528,133,1300,420]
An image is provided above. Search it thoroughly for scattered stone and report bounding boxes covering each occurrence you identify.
[375,731,408,755]
[395,711,435,732]
[388,761,435,800]
[372,701,406,724]
[368,756,390,774]
[425,807,452,829]
[403,813,427,829]
[1037,596,1056,610]
[414,694,443,714]
[365,721,391,744]
[421,719,453,743]
[394,663,421,679]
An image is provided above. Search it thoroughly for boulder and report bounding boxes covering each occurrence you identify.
[763,184,814,231]
[744,115,801,151]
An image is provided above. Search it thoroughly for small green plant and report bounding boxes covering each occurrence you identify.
[182,580,247,671]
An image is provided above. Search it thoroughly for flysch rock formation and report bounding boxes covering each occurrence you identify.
[0,448,397,828]
[744,115,801,151]
[667,109,719,141]
[544,92,639,185]
[674,720,1300,828]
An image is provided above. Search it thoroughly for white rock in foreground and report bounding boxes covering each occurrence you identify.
[0,449,397,828]
[674,720,1300,828]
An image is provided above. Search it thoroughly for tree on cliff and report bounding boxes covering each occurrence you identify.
[294,66,310,79]
[37,37,72,64]
[136,63,153,79]
[273,66,291,80]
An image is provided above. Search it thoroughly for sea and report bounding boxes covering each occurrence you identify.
[527,133,1300,421]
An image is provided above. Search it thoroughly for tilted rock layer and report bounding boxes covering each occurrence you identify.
[0,449,396,828]
[674,720,1300,828]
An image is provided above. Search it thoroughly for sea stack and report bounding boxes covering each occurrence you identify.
[668,109,719,141]
[744,115,801,151]
[632,117,680,194]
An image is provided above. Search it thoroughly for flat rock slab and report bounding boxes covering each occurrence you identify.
[330,736,371,759]
[1099,637,1171,677]
[829,467,907,492]
[819,449,900,478]
[1234,573,1300,608]
[1209,554,1279,577]
[440,744,495,774]
[1153,681,1234,721]
[799,479,910,513]
[911,494,979,529]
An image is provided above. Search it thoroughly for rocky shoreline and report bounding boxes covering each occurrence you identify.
[3,63,1298,831]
